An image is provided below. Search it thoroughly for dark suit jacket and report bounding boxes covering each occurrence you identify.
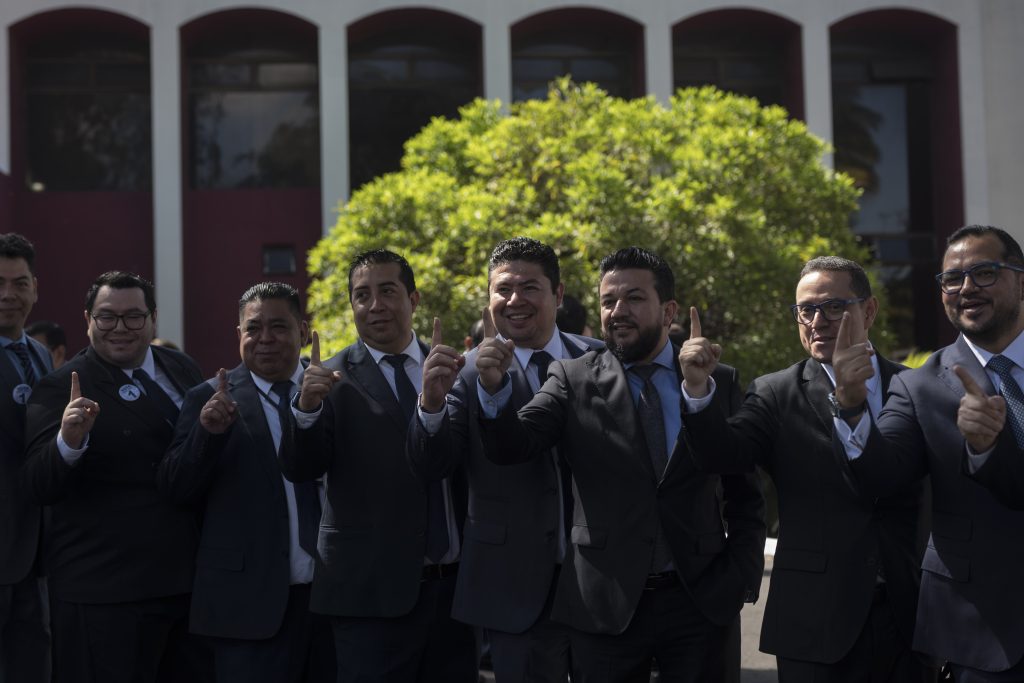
[0,336,52,585]
[23,345,203,603]
[479,347,765,636]
[407,332,601,634]
[280,339,467,618]
[842,337,1024,672]
[160,363,310,640]
[682,356,923,664]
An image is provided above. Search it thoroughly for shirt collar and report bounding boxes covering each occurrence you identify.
[624,339,675,374]
[363,333,424,367]
[123,346,157,379]
[0,333,29,347]
[511,327,565,368]
[961,329,1024,370]
[251,361,305,395]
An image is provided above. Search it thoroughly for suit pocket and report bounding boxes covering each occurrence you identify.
[921,546,970,582]
[464,518,507,545]
[196,546,244,572]
[571,525,607,549]
[773,549,827,573]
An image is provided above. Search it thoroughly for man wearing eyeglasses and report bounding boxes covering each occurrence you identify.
[24,271,206,683]
[680,256,932,682]
[832,225,1024,682]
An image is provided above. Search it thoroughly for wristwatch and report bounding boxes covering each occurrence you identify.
[828,392,866,419]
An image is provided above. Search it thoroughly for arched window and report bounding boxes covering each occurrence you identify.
[348,10,482,190]
[673,9,803,118]
[184,10,320,189]
[831,10,962,351]
[17,12,150,191]
[511,9,645,102]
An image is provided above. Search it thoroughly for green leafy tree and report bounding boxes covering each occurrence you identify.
[307,79,881,382]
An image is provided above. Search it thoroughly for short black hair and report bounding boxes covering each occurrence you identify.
[468,319,485,347]
[556,294,587,334]
[488,237,560,293]
[946,225,1024,266]
[238,282,302,321]
[799,256,872,299]
[598,247,675,303]
[347,249,416,299]
[25,320,65,349]
[85,271,156,313]
[0,233,36,274]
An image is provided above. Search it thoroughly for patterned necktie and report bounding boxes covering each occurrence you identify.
[8,342,37,385]
[384,353,449,562]
[531,350,553,387]
[987,355,1024,447]
[273,380,321,557]
[132,368,180,425]
[630,364,673,573]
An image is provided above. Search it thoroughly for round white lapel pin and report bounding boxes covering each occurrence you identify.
[12,384,32,405]
[119,384,141,402]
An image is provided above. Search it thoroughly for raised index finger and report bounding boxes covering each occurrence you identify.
[309,331,322,367]
[689,307,702,339]
[70,371,81,401]
[431,317,443,349]
[482,307,497,339]
[954,365,988,398]
[216,368,228,394]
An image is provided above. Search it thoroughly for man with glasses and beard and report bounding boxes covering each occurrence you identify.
[474,247,765,682]
[832,225,1024,681]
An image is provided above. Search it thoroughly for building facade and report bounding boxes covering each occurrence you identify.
[1,0,1022,372]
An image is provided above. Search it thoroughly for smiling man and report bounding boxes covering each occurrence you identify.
[834,226,1024,681]
[24,271,204,683]
[281,249,477,683]
[159,282,334,683]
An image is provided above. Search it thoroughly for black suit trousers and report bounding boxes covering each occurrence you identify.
[0,574,49,683]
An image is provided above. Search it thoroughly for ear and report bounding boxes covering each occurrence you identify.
[555,282,565,307]
[862,296,879,332]
[409,290,421,312]
[663,300,679,327]
[236,326,242,342]
[299,320,310,346]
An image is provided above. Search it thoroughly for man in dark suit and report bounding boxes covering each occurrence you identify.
[476,247,765,682]
[281,249,477,682]
[0,233,52,682]
[680,256,932,682]
[833,225,1024,682]
[159,282,334,683]
[24,271,204,683]
[409,237,604,682]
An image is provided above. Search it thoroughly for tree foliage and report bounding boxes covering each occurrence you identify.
[308,79,880,382]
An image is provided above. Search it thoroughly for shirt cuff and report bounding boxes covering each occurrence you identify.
[478,375,512,419]
[964,445,994,473]
[417,403,448,435]
[681,377,717,413]
[57,431,88,465]
[834,412,872,460]
[292,401,322,430]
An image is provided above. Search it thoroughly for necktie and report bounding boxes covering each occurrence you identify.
[132,368,180,425]
[273,381,321,557]
[384,353,449,562]
[630,364,673,572]
[987,355,1024,447]
[8,342,37,385]
[531,350,553,387]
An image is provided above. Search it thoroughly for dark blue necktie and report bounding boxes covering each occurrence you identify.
[987,355,1024,448]
[8,342,37,385]
[631,364,673,572]
[384,353,449,563]
[132,368,179,426]
[273,380,321,557]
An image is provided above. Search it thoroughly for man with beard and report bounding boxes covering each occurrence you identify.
[833,225,1024,681]
[475,247,765,682]
[679,256,931,682]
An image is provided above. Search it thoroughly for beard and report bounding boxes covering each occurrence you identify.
[947,293,1022,347]
[605,322,664,364]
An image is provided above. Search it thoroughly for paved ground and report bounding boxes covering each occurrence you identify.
[480,555,778,682]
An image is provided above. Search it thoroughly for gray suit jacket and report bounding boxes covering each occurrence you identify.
[844,336,1024,672]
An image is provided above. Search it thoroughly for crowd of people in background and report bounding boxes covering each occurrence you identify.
[1,227,1022,683]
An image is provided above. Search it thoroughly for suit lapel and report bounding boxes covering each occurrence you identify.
[801,359,836,433]
[509,356,534,409]
[938,336,995,397]
[229,365,288,494]
[591,350,656,481]
[86,347,171,434]
[346,341,409,430]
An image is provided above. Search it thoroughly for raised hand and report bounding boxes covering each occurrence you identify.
[831,311,874,414]
[476,308,515,394]
[61,371,100,449]
[298,331,342,412]
[678,307,722,398]
[954,365,1007,453]
[200,368,237,434]
[420,317,466,413]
